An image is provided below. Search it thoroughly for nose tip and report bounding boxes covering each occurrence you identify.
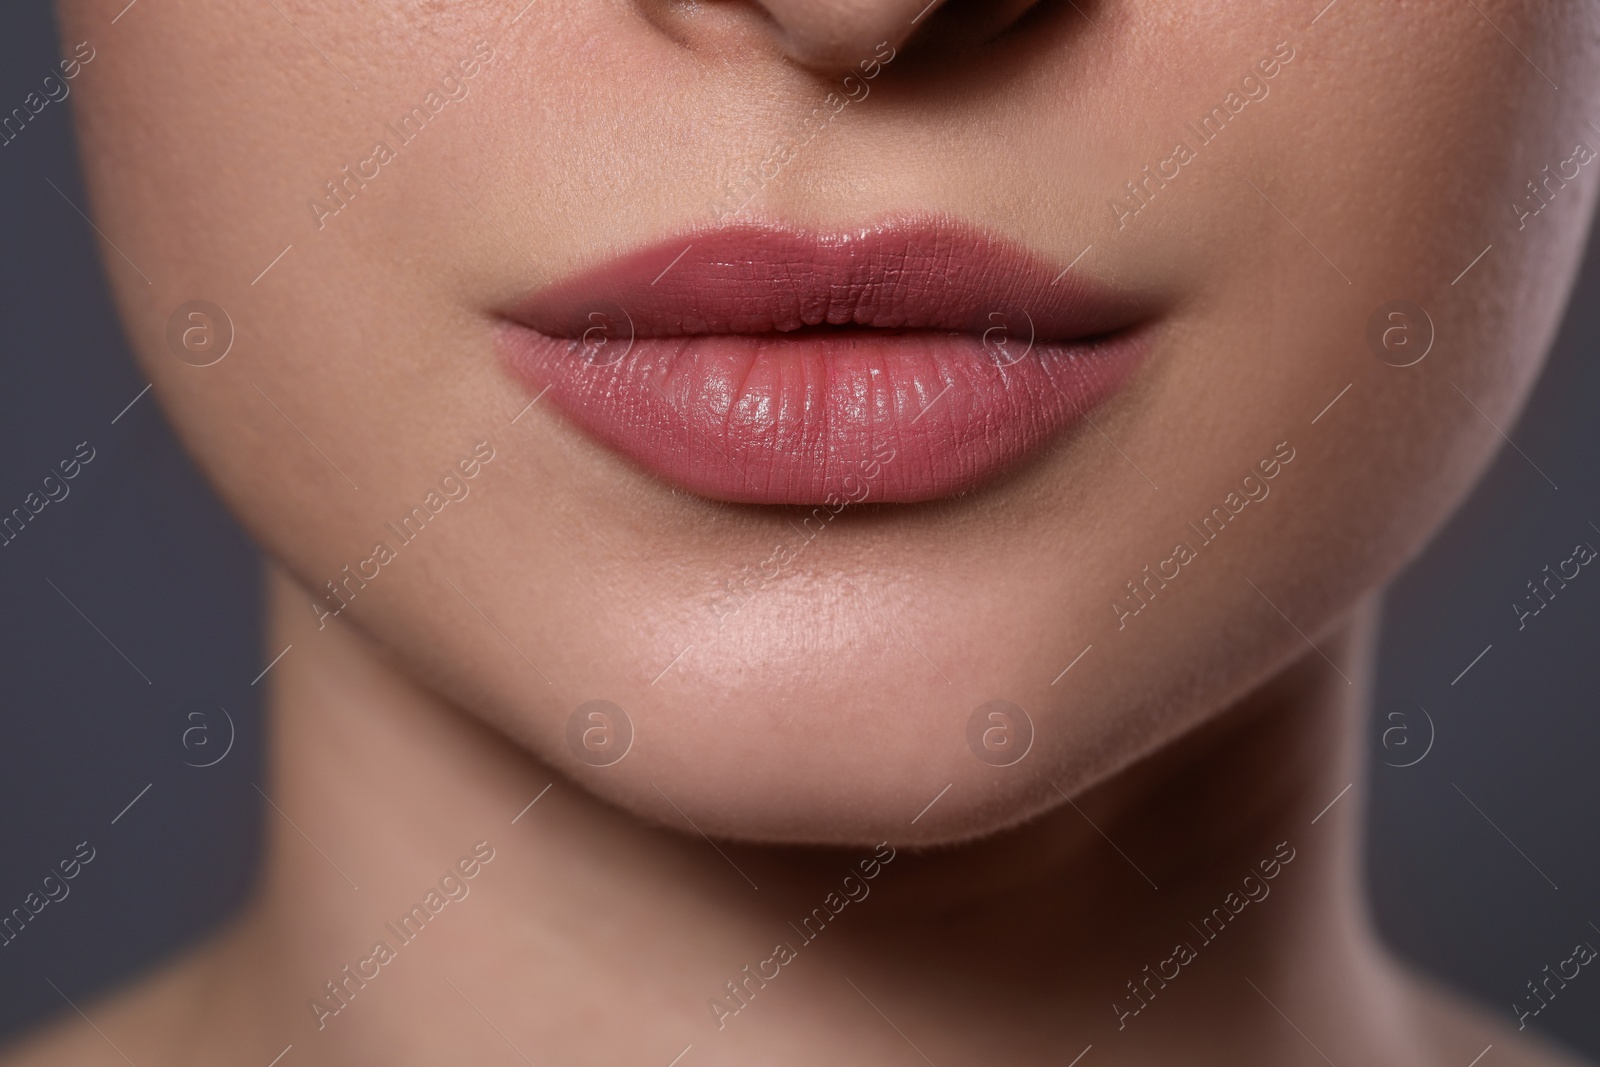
[751,0,942,68]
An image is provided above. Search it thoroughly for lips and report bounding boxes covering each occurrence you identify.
[498,219,1151,505]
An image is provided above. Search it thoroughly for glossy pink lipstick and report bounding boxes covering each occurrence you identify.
[499,220,1150,505]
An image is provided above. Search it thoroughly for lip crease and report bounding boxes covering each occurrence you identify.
[497,218,1153,505]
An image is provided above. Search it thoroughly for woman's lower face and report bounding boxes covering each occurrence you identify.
[57,0,1600,844]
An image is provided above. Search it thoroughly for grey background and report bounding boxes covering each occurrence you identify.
[2,0,1597,1056]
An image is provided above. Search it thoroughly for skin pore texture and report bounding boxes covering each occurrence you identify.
[10,0,1600,1064]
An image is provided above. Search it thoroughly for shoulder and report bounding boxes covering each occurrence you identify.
[1401,963,1594,1067]
[0,979,174,1067]
[0,926,250,1067]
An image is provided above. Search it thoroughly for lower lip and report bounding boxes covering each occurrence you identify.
[499,323,1147,505]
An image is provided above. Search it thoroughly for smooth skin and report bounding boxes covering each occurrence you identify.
[8,0,1600,1063]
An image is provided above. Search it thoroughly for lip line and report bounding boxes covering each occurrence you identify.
[498,315,1133,346]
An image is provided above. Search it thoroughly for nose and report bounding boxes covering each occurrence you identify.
[752,0,942,67]
[747,0,1040,70]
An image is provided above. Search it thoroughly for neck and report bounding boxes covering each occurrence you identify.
[186,569,1401,1065]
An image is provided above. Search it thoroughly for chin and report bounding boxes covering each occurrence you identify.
[508,646,1107,848]
[566,737,1070,849]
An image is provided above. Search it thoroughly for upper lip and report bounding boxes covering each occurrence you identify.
[504,216,1145,342]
